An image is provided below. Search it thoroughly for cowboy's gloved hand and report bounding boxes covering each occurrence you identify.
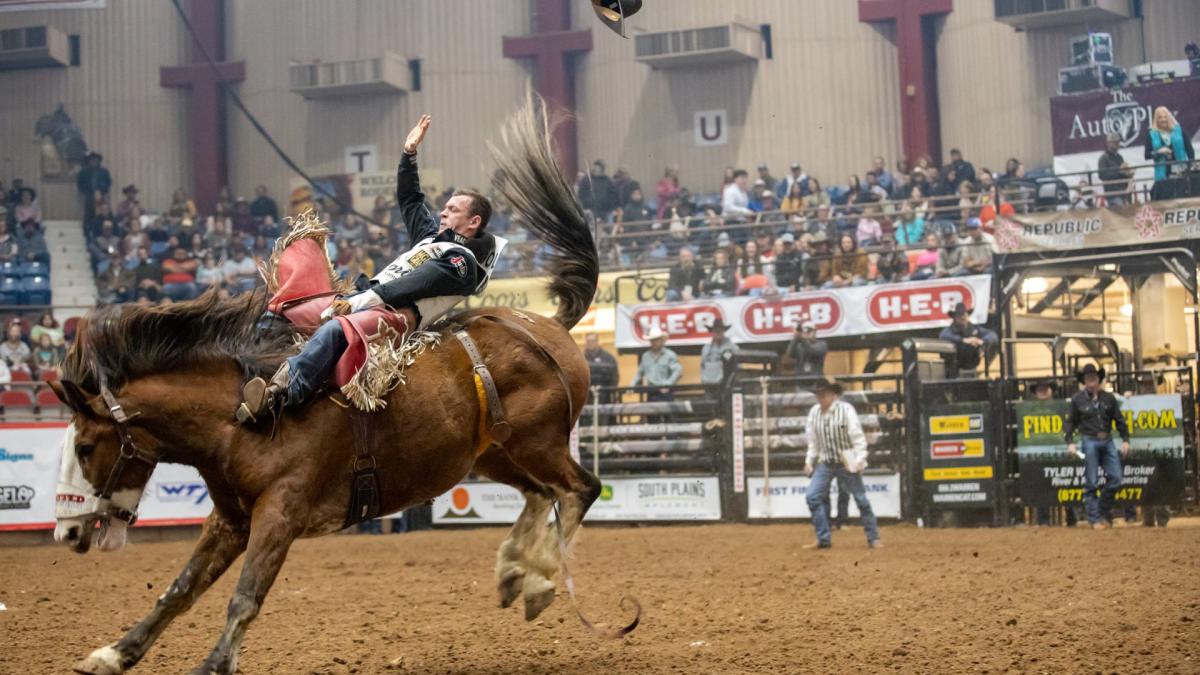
[321,290,383,321]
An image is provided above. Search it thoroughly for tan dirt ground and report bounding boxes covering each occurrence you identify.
[1,521,1198,674]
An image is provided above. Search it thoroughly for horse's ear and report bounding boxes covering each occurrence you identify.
[50,380,95,416]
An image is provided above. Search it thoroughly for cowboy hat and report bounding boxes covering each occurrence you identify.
[810,231,829,244]
[591,0,642,38]
[1031,378,1057,393]
[1076,363,1106,382]
[122,184,139,195]
[709,318,731,332]
[645,325,668,341]
[812,378,843,395]
[84,151,103,162]
[947,301,972,318]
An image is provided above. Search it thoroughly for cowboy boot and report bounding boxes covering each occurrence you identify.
[236,362,291,424]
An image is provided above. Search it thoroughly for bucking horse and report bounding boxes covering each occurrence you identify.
[49,97,637,675]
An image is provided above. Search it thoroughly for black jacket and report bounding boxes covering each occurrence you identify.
[667,262,705,295]
[1064,389,1130,442]
[368,153,493,313]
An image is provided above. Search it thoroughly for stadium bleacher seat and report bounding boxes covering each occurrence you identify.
[21,276,51,305]
[1,261,19,281]
[37,369,59,382]
[0,277,21,304]
[19,261,47,278]
[10,369,32,382]
[0,389,35,410]
[35,388,64,412]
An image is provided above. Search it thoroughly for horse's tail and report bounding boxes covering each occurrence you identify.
[489,92,598,331]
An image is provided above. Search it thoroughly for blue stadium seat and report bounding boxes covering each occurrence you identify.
[19,260,47,278]
[1,261,19,281]
[20,275,50,305]
[0,277,21,305]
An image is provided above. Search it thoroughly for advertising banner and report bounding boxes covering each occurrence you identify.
[1015,395,1187,508]
[616,276,991,348]
[1051,79,1200,174]
[920,404,994,508]
[0,0,106,10]
[432,475,722,525]
[993,198,1200,253]
[0,423,211,530]
[746,473,901,519]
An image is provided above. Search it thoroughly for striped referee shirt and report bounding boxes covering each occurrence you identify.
[804,399,869,470]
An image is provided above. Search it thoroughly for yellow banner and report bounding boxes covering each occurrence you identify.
[463,270,669,316]
[928,414,983,435]
[923,466,994,481]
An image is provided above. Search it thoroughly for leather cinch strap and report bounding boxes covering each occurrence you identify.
[455,330,512,448]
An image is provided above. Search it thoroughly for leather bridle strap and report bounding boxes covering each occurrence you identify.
[91,367,157,525]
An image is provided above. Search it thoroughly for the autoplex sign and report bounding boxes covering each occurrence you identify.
[614,276,991,348]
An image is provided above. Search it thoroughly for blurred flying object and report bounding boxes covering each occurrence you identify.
[592,0,642,38]
[34,105,89,178]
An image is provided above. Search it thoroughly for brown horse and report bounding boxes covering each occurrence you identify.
[52,100,629,675]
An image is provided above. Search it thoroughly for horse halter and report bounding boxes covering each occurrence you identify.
[88,368,157,526]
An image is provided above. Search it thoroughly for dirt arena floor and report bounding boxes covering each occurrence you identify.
[2,521,1199,674]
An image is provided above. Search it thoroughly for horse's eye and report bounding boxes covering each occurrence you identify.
[77,444,95,460]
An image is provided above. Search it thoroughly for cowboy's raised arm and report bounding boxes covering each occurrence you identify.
[396,114,438,243]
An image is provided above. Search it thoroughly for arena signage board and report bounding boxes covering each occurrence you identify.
[615,276,991,348]
[919,404,994,508]
[993,198,1200,253]
[1051,79,1200,179]
[745,473,901,519]
[1014,395,1187,508]
[0,423,211,530]
[432,476,722,525]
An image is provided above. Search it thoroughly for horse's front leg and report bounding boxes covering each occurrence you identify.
[73,511,249,675]
[192,492,302,675]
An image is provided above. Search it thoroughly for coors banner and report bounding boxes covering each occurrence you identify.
[993,198,1200,253]
[1051,79,1200,178]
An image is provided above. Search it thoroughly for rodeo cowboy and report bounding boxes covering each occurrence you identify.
[237,115,503,423]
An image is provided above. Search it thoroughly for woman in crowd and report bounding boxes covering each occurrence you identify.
[803,178,830,215]
[14,187,41,227]
[844,175,868,207]
[855,203,884,248]
[909,232,942,281]
[781,180,805,215]
[735,239,768,295]
[656,166,681,219]
[957,180,978,223]
[0,322,31,375]
[30,312,62,348]
[348,244,375,280]
[32,333,61,378]
[827,233,870,288]
[167,188,198,223]
[1145,106,1195,200]
[370,194,393,229]
[720,166,735,193]
[204,211,233,254]
[701,248,738,298]
[195,252,224,291]
[891,158,912,200]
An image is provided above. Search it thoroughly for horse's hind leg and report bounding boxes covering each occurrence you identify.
[72,511,249,675]
[502,441,602,622]
[473,448,555,610]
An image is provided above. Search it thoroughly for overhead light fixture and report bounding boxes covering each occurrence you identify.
[1119,303,1133,317]
[1021,277,1048,294]
[1099,264,1117,272]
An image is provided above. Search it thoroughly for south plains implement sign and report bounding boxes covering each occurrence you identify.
[615,276,991,348]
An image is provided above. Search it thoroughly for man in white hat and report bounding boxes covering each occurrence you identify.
[633,326,682,401]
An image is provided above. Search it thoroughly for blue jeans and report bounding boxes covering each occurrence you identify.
[285,320,348,406]
[1082,436,1122,524]
[806,463,880,545]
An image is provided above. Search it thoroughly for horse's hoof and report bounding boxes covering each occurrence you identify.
[523,576,556,621]
[72,645,124,675]
[497,571,524,608]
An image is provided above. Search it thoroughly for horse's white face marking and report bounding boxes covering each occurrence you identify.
[53,424,142,552]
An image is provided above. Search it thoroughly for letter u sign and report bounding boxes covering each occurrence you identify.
[694,109,728,147]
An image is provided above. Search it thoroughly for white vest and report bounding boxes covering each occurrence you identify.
[374,234,507,329]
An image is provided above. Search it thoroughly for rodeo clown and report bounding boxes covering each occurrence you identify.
[237,114,504,423]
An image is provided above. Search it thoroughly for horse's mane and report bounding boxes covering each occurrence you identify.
[61,289,297,391]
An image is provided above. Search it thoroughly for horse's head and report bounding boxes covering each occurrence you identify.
[48,379,161,554]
